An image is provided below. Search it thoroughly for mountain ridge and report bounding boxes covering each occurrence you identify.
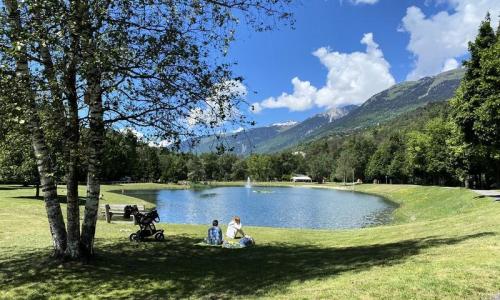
[185,68,465,155]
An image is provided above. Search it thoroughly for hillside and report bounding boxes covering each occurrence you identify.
[258,68,465,153]
[254,105,358,153]
[310,68,465,138]
[183,122,297,155]
[186,68,465,155]
[298,101,450,154]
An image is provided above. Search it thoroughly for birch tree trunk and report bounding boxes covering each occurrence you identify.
[80,79,104,257]
[31,0,83,259]
[64,64,81,258]
[62,0,82,259]
[79,1,104,255]
[39,33,81,259]
[5,0,67,258]
[28,113,68,257]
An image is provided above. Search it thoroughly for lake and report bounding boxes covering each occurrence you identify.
[121,186,396,229]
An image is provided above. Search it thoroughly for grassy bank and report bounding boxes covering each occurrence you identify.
[0,183,499,299]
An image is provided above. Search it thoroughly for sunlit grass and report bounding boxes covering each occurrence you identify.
[0,183,499,299]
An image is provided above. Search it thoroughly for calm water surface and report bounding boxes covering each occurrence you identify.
[122,186,396,229]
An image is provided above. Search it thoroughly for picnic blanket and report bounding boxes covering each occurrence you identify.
[194,240,247,249]
[222,241,244,249]
[194,241,222,247]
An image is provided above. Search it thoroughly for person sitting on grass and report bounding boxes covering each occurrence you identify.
[226,216,246,239]
[205,219,223,245]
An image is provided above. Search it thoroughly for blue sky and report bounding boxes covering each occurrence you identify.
[226,0,500,127]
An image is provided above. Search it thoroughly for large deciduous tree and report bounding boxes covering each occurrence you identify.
[335,150,356,184]
[0,0,293,259]
[405,118,454,185]
[366,135,406,183]
[308,153,334,183]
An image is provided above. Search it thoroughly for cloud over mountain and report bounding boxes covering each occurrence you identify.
[253,77,317,113]
[188,80,247,126]
[401,0,500,80]
[252,33,395,113]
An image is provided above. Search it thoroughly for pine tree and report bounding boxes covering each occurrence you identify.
[452,13,496,143]
[496,14,500,41]
[450,13,500,187]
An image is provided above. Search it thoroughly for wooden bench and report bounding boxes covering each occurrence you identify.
[100,204,146,223]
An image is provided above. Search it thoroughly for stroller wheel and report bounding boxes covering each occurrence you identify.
[154,232,165,241]
[129,233,139,242]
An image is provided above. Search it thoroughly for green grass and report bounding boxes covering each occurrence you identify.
[0,183,499,299]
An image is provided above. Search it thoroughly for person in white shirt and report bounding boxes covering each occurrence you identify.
[226,216,246,239]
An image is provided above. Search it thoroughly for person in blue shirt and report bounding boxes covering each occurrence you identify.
[206,219,223,245]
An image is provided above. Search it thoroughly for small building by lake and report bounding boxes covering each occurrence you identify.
[292,175,313,182]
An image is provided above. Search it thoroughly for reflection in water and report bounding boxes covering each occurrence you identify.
[122,187,396,230]
[253,190,274,194]
[199,193,218,198]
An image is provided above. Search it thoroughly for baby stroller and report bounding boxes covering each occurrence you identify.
[129,207,165,242]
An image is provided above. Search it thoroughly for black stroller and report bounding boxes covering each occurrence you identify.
[129,206,165,242]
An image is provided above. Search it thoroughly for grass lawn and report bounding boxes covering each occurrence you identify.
[0,183,499,299]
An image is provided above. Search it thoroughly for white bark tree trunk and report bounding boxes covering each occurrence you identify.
[5,0,67,258]
[79,2,104,255]
[80,80,104,256]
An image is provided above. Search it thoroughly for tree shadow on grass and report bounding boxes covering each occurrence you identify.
[13,195,87,205]
[0,232,495,299]
[0,185,33,191]
[0,186,16,191]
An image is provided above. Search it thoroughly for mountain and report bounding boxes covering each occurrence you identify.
[309,68,465,138]
[253,105,358,153]
[185,106,357,155]
[185,68,465,155]
[183,122,297,155]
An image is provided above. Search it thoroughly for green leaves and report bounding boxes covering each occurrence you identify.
[449,14,500,186]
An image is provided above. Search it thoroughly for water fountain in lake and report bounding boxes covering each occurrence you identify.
[245,176,252,188]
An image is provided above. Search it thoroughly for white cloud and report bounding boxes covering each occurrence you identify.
[218,79,248,99]
[120,127,173,147]
[187,80,247,126]
[120,127,144,139]
[148,139,173,148]
[252,33,395,112]
[254,77,317,112]
[351,0,379,4]
[340,0,379,6]
[252,102,262,113]
[232,127,245,133]
[207,79,247,102]
[442,58,459,72]
[401,0,500,80]
[313,33,395,108]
